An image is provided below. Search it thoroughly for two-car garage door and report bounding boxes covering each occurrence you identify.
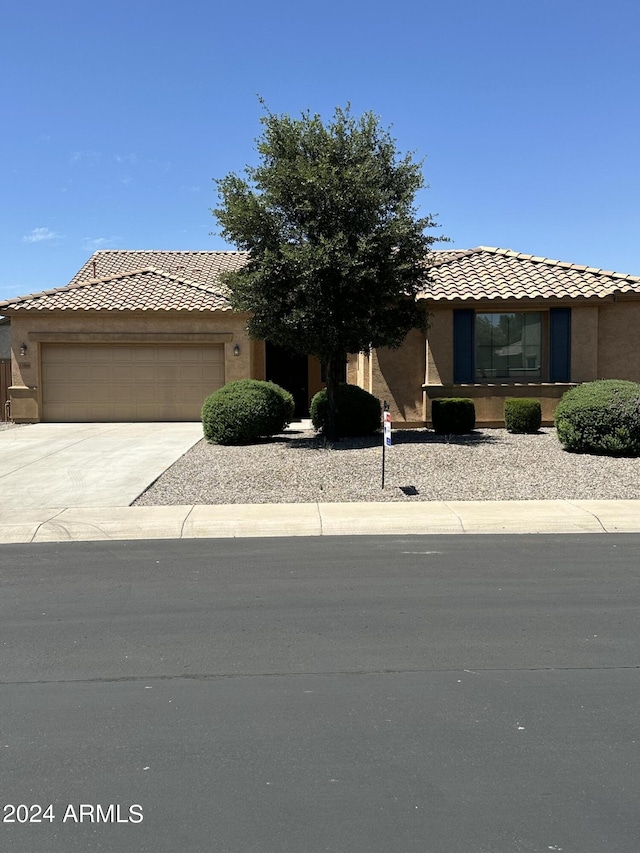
[41,343,225,422]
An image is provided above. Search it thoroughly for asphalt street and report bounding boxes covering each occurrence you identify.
[1,534,639,852]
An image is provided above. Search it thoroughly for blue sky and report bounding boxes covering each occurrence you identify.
[2,0,639,299]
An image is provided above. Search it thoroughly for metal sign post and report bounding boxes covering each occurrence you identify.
[381,401,391,489]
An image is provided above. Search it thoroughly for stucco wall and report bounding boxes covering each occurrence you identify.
[425,383,571,427]
[426,307,453,385]
[422,300,610,426]
[597,299,640,380]
[348,351,372,392]
[11,294,639,426]
[353,297,635,427]
[569,304,599,382]
[369,328,426,426]
[6,310,252,422]
[6,311,326,422]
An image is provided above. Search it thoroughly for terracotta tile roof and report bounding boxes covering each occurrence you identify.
[2,246,639,313]
[68,249,249,288]
[0,251,250,312]
[420,246,640,302]
[0,268,236,312]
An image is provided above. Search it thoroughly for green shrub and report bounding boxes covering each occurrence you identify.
[310,383,381,437]
[554,379,640,456]
[504,398,542,434]
[201,379,294,445]
[431,398,475,434]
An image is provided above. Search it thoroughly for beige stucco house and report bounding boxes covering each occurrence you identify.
[1,246,639,426]
[367,246,640,426]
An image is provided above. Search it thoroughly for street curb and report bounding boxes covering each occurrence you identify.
[0,500,639,543]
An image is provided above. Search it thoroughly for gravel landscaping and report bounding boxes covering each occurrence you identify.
[133,426,640,505]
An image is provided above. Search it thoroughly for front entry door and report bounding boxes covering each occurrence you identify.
[265,342,309,418]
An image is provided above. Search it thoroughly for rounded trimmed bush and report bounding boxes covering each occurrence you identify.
[310,383,381,437]
[201,379,294,445]
[554,379,640,456]
[504,398,542,434]
[431,398,475,434]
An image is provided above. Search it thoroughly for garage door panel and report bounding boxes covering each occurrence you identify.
[178,385,214,404]
[90,386,114,403]
[177,365,206,382]
[134,385,162,403]
[88,365,115,382]
[73,385,112,404]
[111,385,143,404]
[89,404,118,420]
[130,365,168,383]
[42,363,86,382]
[202,365,225,383]
[109,346,137,362]
[154,347,179,363]
[41,403,67,421]
[42,344,225,422]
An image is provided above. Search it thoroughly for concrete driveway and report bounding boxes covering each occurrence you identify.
[0,422,203,509]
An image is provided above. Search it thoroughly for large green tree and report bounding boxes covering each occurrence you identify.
[213,104,445,440]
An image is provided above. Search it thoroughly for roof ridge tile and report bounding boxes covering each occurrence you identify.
[94,249,247,255]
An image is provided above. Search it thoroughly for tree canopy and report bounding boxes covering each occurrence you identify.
[213,103,445,438]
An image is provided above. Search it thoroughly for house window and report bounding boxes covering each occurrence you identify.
[475,312,542,379]
[453,307,571,384]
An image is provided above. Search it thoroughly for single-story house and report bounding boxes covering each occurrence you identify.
[1,246,639,426]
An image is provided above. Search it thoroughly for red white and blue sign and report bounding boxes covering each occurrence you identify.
[383,410,392,447]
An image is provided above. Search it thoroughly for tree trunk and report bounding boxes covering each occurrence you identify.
[324,352,345,443]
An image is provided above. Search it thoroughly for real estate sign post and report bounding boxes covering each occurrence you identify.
[381,402,391,489]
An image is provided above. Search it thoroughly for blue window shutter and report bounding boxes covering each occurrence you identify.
[453,309,475,383]
[549,308,571,382]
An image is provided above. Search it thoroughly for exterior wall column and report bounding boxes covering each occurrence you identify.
[570,305,598,382]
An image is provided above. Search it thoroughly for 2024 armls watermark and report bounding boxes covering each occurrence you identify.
[3,804,143,824]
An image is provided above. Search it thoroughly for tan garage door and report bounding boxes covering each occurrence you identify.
[42,343,225,422]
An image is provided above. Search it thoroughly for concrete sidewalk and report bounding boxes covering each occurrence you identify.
[1,499,639,543]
